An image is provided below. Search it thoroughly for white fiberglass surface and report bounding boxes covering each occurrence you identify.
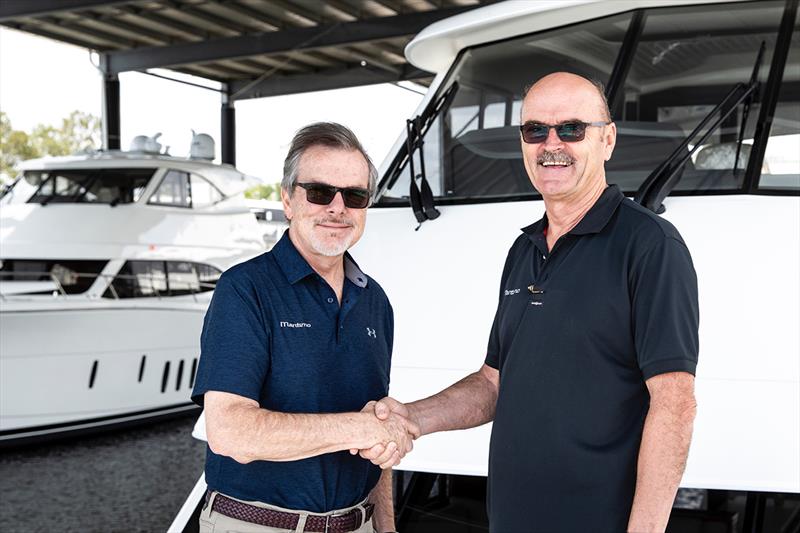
[0,306,204,430]
[353,194,800,492]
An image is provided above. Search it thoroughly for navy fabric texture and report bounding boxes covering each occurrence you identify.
[192,231,393,513]
[484,185,699,533]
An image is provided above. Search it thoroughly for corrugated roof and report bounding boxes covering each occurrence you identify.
[1,0,496,100]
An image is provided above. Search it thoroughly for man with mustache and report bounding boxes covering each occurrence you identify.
[192,122,416,533]
[360,72,699,533]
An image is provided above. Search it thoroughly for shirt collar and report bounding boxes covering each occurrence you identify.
[521,184,624,239]
[272,230,368,288]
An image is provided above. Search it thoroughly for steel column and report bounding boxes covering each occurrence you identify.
[101,62,121,151]
[221,87,236,166]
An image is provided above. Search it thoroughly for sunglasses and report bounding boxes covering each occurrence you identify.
[295,182,371,209]
[520,121,611,144]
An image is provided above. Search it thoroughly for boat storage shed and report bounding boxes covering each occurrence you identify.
[0,0,495,163]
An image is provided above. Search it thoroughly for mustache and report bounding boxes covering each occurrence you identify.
[537,151,576,165]
[314,217,354,227]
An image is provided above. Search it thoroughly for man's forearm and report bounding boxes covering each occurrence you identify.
[627,401,696,532]
[205,393,415,464]
[408,366,498,436]
[369,469,395,532]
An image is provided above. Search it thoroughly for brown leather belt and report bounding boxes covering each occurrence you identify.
[210,492,374,533]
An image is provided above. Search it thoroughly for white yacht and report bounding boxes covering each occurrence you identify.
[0,136,283,445]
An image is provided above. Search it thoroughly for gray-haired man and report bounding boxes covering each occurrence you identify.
[192,122,416,533]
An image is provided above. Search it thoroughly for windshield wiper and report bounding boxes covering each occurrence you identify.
[634,42,765,213]
[384,82,459,227]
[0,175,22,201]
[406,116,439,228]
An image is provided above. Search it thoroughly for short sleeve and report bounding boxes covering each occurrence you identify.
[191,272,271,406]
[631,236,699,380]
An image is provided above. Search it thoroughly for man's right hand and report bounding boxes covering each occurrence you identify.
[353,397,419,469]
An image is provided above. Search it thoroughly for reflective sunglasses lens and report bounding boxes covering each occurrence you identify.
[342,188,370,209]
[556,122,586,142]
[521,124,548,144]
[304,184,336,205]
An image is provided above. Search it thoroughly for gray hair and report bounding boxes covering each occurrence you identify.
[522,73,612,122]
[282,122,378,197]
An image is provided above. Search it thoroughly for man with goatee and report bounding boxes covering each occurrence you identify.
[193,122,416,533]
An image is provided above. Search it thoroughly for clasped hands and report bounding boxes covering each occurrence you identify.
[350,397,417,469]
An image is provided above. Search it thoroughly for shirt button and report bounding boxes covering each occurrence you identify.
[327,297,334,303]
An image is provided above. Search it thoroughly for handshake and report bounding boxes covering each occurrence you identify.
[351,397,419,469]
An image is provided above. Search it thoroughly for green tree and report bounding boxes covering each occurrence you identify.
[0,110,101,181]
[1,113,38,180]
[245,183,281,201]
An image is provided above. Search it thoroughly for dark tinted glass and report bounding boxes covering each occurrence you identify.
[613,1,783,193]
[148,170,191,207]
[104,261,167,298]
[0,259,107,295]
[103,261,221,298]
[27,169,154,204]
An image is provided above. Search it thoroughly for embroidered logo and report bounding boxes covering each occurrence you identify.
[280,321,312,328]
[504,288,521,296]
[366,327,377,338]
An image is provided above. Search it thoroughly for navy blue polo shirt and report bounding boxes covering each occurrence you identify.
[485,185,698,533]
[191,231,393,513]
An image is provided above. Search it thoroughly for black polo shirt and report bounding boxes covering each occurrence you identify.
[192,231,393,513]
[485,185,699,533]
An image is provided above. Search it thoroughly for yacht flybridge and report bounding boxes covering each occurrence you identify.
[0,134,278,445]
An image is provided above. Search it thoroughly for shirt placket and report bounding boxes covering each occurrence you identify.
[528,232,573,305]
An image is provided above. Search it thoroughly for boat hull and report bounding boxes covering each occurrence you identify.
[0,302,208,444]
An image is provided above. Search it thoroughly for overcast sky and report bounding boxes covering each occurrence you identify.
[0,28,424,182]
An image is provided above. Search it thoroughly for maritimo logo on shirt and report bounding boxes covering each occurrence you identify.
[280,321,312,328]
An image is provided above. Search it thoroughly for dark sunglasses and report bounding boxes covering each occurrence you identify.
[295,182,371,209]
[520,121,611,144]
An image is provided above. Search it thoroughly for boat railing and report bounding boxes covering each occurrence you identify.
[0,270,217,302]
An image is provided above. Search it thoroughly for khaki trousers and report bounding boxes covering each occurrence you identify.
[199,491,375,533]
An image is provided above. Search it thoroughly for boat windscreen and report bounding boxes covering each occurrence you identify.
[24,168,156,205]
[378,0,791,205]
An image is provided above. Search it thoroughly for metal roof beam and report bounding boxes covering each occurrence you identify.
[229,63,429,100]
[0,0,138,21]
[103,5,476,74]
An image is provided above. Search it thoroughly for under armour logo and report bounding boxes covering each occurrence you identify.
[366,327,376,338]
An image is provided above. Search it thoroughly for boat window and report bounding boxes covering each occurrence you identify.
[381,12,634,203]
[759,9,800,192]
[190,174,225,207]
[148,170,192,208]
[1,171,45,204]
[613,1,784,194]
[104,261,167,298]
[102,260,221,298]
[22,169,154,205]
[167,261,200,296]
[0,259,107,295]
